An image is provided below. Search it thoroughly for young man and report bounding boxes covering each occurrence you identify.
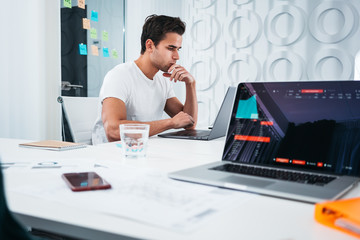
[92,15,198,144]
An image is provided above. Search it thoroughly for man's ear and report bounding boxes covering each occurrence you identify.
[145,39,154,53]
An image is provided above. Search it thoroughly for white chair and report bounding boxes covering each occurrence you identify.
[58,96,99,145]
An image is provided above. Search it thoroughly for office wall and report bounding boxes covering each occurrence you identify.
[2,0,358,140]
[181,0,360,127]
[0,0,61,140]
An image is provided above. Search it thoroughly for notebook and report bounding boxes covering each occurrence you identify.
[169,81,360,203]
[19,140,87,151]
[158,87,236,140]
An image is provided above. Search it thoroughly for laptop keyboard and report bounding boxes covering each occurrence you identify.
[211,164,336,186]
[172,130,209,137]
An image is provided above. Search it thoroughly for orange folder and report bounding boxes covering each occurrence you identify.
[315,197,360,238]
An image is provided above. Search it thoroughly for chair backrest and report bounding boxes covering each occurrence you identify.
[58,96,99,145]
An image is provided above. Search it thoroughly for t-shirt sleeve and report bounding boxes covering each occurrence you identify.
[99,68,129,104]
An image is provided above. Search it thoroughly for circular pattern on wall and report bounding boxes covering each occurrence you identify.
[234,0,253,6]
[194,0,217,9]
[224,9,262,49]
[307,48,352,80]
[190,57,219,91]
[265,5,305,46]
[223,53,261,86]
[309,1,356,43]
[264,51,305,81]
[197,94,217,128]
[190,14,221,50]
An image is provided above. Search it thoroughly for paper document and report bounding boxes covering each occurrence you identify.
[13,165,252,232]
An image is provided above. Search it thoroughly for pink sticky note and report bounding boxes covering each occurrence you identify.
[82,18,90,29]
[78,0,85,9]
[91,45,99,56]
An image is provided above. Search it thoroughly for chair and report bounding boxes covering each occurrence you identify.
[57,96,99,145]
[0,157,34,240]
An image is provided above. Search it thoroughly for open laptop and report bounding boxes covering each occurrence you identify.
[169,81,360,203]
[158,87,236,140]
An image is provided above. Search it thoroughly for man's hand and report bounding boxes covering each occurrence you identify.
[171,111,194,129]
[163,64,195,85]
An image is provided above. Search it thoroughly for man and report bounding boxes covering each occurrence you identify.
[92,15,197,144]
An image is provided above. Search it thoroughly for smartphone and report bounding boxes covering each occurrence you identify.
[62,172,111,191]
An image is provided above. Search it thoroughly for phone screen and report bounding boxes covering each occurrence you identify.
[62,172,111,191]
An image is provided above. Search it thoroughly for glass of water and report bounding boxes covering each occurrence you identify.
[119,124,150,159]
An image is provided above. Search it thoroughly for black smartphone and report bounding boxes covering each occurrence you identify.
[62,172,111,192]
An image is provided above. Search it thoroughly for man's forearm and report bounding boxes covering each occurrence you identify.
[183,81,198,127]
[104,118,175,142]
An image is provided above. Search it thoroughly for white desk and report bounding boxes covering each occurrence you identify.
[1,137,359,240]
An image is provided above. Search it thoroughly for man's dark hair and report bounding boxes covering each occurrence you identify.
[140,14,186,54]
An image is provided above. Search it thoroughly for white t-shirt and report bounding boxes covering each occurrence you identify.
[92,61,176,144]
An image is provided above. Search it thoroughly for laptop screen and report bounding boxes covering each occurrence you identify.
[222,81,360,176]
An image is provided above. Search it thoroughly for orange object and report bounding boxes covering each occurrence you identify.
[315,197,360,238]
[234,135,270,143]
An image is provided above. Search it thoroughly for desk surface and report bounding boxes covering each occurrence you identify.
[1,137,359,240]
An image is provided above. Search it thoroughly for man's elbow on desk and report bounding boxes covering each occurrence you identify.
[103,121,121,142]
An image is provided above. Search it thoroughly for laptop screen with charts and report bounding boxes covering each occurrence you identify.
[169,81,360,203]
[158,87,236,140]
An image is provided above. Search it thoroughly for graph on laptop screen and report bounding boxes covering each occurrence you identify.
[222,81,360,176]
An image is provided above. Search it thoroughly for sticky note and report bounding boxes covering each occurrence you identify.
[91,45,99,56]
[64,0,72,8]
[112,49,118,59]
[90,28,97,39]
[78,0,85,9]
[91,11,98,22]
[79,44,87,55]
[102,31,109,41]
[103,47,110,57]
[82,18,90,29]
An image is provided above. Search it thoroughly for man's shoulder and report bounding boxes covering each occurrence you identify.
[105,62,135,80]
[109,61,135,73]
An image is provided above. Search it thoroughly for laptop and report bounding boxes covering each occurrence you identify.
[169,81,360,203]
[158,87,236,140]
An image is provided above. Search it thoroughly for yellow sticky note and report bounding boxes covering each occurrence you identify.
[102,31,109,41]
[90,28,97,39]
[91,45,99,56]
[78,0,85,9]
[82,18,90,29]
[112,49,118,59]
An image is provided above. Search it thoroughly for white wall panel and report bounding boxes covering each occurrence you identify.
[0,0,61,140]
[181,0,360,127]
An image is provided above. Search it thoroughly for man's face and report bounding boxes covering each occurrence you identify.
[150,32,182,72]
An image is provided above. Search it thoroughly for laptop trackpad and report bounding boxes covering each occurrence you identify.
[222,176,275,189]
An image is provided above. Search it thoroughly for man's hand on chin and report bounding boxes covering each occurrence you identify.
[163,64,195,85]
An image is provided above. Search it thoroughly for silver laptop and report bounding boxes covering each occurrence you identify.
[169,81,360,203]
[158,87,236,140]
